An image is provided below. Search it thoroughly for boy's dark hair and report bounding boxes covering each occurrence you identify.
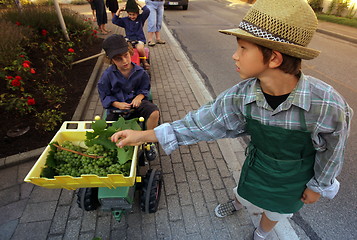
[258,45,301,76]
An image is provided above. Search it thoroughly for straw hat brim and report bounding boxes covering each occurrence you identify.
[219,28,320,60]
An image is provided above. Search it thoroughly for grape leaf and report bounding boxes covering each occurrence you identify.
[117,146,134,164]
[89,138,116,150]
[92,119,107,132]
[45,142,58,168]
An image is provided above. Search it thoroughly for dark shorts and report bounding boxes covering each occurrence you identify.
[106,100,159,121]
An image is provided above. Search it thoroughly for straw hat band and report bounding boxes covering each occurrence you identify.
[239,20,296,45]
[244,9,315,47]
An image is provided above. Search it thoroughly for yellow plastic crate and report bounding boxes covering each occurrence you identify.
[24,121,140,190]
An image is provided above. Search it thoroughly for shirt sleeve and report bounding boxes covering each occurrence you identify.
[141,5,150,21]
[97,71,117,109]
[307,93,353,199]
[154,88,247,155]
[135,71,150,97]
[112,14,126,28]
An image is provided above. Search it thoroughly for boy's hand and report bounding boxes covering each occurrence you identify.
[111,130,144,147]
[111,129,158,147]
[301,188,321,204]
[131,94,144,108]
[131,98,142,108]
[113,101,132,110]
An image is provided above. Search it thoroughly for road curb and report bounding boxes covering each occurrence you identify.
[317,28,357,44]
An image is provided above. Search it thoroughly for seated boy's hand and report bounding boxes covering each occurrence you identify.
[301,188,321,204]
[131,98,142,108]
[113,101,132,110]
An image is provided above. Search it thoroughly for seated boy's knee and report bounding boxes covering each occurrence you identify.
[150,110,160,120]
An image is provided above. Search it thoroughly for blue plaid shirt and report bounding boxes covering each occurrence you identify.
[154,73,353,197]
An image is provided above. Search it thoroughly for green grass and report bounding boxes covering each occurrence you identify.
[317,13,357,28]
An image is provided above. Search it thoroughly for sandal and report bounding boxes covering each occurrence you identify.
[214,200,238,218]
[148,41,156,47]
[156,39,166,44]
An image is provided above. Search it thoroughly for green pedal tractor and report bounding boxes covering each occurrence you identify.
[25,118,163,222]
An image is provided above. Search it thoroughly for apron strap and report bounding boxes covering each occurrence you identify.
[299,108,307,131]
[246,103,252,118]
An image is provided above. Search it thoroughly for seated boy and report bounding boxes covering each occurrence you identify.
[110,0,353,239]
[98,34,159,132]
[112,0,150,70]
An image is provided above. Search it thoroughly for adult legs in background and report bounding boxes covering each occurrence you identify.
[146,1,165,45]
[94,0,108,34]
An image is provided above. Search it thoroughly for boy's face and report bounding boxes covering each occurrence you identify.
[232,39,268,80]
[112,51,132,72]
[127,12,139,21]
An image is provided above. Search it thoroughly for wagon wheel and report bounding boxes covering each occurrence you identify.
[76,187,100,211]
[140,169,163,213]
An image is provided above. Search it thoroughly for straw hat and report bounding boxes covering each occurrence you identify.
[219,0,320,60]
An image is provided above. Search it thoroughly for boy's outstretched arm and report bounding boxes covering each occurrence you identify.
[111,129,158,147]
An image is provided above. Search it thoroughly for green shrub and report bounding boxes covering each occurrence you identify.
[317,13,357,28]
[309,0,324,12]
[0,20,33,66]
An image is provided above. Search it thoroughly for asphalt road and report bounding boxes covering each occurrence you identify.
[163,0,357,239]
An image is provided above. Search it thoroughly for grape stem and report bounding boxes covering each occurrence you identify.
[52,143,104,159]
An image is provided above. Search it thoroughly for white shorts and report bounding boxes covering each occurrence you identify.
[233,187,293,222]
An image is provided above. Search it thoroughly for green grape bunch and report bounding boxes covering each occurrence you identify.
[41,141,132,178]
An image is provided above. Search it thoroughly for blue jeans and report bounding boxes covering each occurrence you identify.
[145,1,164,32]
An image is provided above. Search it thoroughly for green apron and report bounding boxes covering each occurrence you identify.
[237,104,316,213]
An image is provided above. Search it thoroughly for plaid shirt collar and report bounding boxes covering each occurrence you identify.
[243,72,311,112]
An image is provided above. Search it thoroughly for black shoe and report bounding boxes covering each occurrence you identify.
[145,143,157,161]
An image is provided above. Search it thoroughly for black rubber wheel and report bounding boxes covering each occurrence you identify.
[182,5,188,10]
[140,169,163,213]
[76,187,100,211]
[138,150,146,166]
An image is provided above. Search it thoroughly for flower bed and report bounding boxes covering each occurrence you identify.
[0,5,103,158]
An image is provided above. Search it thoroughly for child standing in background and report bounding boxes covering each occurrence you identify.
[112,0,150,70]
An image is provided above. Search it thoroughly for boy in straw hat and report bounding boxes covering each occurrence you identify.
[112,0,150,70]
[110,0,353,239]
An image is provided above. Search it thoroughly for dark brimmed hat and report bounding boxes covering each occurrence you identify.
[102,34,129,59]
[219,0,320,60]
[125,0,139,13]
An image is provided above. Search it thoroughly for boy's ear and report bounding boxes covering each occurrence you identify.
[269,50,283,69]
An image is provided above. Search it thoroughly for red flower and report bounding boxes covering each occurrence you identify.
[15,76,22,81]
[22,62,30,68]
[11,79,21,87]
[6,76,13,80]
[15,21,21,26]
[30,68,36,74]
[41,29,48,36]
[27,98,36,105]
[68,48,75,53]
[93,30,98,34]
[19,55,25,58]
